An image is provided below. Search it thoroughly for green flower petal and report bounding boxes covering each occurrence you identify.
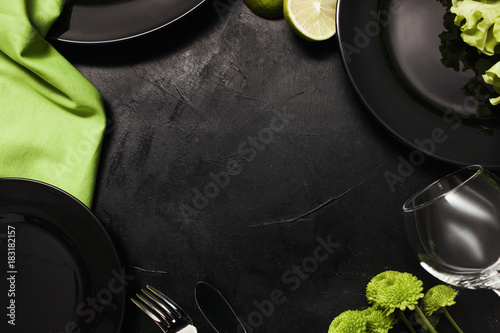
[328,310,367,333]
[422,285,458,316]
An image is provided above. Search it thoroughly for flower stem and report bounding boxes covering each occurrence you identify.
[443,308,464,333]
[415,305,438,333]
[398,311,417,333]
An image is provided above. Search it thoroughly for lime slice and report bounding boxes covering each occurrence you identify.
[244,0,284,19]
[284,0,337,41]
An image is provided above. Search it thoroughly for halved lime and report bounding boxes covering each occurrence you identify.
[284,0,337,41]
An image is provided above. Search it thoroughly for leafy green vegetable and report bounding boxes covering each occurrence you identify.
[483,60,500,104]
[438,5,500,122]
[450,0,500,104]
[451,0,500,56]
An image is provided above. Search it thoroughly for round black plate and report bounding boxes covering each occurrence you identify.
[0,178,124,332]
[48,0,205,43]
[337,0,500,168]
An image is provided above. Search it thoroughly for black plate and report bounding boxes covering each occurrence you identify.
[48,0,205,43]
[0,178,124,332]
[337,0,500,168]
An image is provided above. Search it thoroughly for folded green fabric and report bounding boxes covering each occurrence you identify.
[0,0,106,207]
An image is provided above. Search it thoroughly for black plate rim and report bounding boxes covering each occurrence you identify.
[0,177,125,333]
[50,0,206,44]
[336,0,500,169]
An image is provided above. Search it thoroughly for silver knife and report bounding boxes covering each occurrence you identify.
[194,281,247,333]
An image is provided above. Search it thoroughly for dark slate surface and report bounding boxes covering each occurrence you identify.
[54,1,500,332]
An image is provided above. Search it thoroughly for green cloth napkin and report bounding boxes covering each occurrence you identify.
[0,0,106,207]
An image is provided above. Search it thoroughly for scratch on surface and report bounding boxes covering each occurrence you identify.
[168,122,188,134]
[202,158,227,168]
[172,84,203,118]
[126,266,170,274]
[221,63,248,93]
[247,182,364,228]
[282,91,305,105]
[219,13,235,36]
[231,91,306,107]
[128,65,200,136]
[232,93,267,104]
[173,220,183,245]
[183,124,200,138]
[170,84,204,137]
[129,65,177,100]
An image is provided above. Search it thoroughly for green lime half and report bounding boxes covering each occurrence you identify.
[284,0,337,41]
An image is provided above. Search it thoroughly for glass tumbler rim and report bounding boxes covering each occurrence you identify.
[402,164,483,213]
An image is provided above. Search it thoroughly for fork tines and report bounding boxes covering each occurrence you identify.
[131,285,192,333]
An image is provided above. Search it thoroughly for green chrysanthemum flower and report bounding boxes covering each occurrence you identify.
[366,271,397,302]
[366,270,424,315]
[328,310,367,333]
[422,285,458,316]
[362,307,398,333]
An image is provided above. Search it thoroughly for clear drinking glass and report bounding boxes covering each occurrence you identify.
[403,165,500,296]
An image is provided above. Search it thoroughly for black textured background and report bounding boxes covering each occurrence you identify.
[53,1,500,332]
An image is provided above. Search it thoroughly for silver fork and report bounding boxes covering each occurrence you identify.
[131,285,198,333]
